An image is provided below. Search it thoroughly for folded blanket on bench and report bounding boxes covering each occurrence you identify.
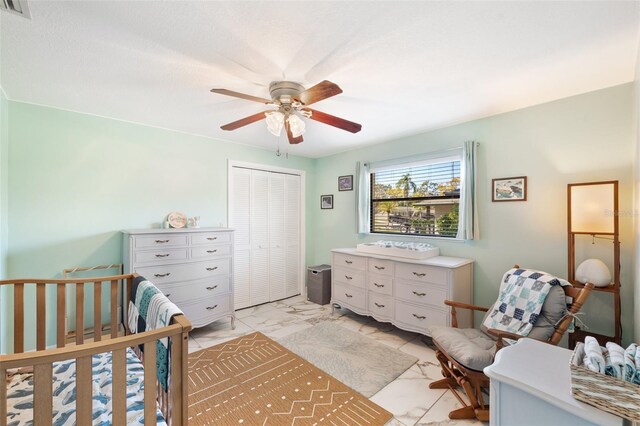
[128,276,183,390]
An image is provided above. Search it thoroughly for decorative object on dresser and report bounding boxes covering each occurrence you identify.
[356,240,440,260]
[330,248,473,336]
[122,227,235,329]
[567,180,621,347]
[491,176,527,201]
[338,174,353,191]
[166,211,187,228]
[428,266,593,422]
[484,338,624,426]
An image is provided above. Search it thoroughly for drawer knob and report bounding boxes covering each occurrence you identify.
[345,275,352,280]
[206,249,218,254]
[154,273,171,278]
[345,260,353,264]
[374,266,385,270]
[412,291,427,297]
[374,283,384,288]
[206,267,218,271]
[206,285,218,290]
[155,253,170,258]
[344,293,353,298]
[155,239,170,243]
[374,302,385,308]
[412,272,427,277]
[207,237,218,241]
[412,313,426,320]
[206,305,218,310]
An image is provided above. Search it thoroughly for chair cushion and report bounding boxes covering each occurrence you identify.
[480,273,568,341]
[430,326,497,371]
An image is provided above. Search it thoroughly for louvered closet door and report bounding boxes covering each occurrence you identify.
[250,170,270,306]
[285,174,301,297]
[230,167,252,309]
[269,173,287,300]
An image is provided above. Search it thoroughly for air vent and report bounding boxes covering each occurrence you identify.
[0,0,31,19]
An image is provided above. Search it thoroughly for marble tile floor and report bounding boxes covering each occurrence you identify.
[188,294,487,426]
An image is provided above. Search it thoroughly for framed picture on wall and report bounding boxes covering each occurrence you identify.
[321,194,334,209]
[338,175,353,191]
[492,176,527,201]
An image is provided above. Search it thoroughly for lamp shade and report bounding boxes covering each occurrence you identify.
[575,258,611,287]
[569,183,615,233]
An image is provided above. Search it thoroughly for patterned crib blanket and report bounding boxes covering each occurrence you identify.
[482,268,570,337]
[6,348,166,426]
[127,276,183,391]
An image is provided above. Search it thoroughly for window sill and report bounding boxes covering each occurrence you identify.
[360,233,466,243]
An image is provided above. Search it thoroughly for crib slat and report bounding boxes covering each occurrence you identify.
[34,364,53,425]
[144,341,158,426]
[36,283,46,350]
[111,280,118,338]
[171,328,186,425]
[0,367,6,426]
[76,356,92,424]
[76,283,85,345]
[125,276,133,334]
[14,283,24,353]
[112,348,127,425]
[94,281,102,341]
[57,283,66,348]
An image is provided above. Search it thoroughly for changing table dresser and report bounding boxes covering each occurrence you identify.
[331,248,473,334]
[123,227,235,328]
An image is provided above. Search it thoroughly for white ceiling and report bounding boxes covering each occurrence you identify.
[1,1,639,158]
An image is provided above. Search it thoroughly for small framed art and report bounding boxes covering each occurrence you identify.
[338,175,353,191]
[321,194,334,209]
[492,176,527,202]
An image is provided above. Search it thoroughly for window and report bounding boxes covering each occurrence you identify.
[369,156,461,237]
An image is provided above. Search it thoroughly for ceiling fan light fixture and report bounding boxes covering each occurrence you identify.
[287,114,305,138]
[265,111,285,136]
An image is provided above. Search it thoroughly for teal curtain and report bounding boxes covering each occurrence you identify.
[456,141,479,240]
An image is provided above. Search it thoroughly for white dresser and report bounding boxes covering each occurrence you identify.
[123,228,235,329]
[331,248,473,334]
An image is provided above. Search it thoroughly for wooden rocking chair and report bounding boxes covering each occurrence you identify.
[428,267,593,422]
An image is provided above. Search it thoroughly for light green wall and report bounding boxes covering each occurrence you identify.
[312,83,636,345]
[5,101,316,351]
[0,89,8,353]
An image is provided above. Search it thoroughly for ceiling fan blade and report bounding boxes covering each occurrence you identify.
[220,111,268,131]
[210,88,272,104]
[296,80,343,106]
[285,120,304,144]
[302,108,362,133]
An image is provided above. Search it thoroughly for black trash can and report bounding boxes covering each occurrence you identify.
[307,264,332,305]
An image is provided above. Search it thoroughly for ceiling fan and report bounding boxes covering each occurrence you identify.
[210,80,362,144]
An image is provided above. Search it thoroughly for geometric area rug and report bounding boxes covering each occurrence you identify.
[188,331,393,425]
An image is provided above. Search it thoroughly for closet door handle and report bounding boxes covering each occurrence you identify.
[345,275,352,280]
[154,273,170,278]
[155,253,170,258]
[206,249,217,254]
[374,283,384,288]
[206,267,218,271]
[412,272,427,277]
[344,260,353,264]
[206,285,218,290]
[374,302,385,308]
[344,293,353,298]
[206,305,218,310]
[412,313,426,320]
[155,239,170,243]
[207,237,218,241]
[412,291,427,297]
[374,266,385,270]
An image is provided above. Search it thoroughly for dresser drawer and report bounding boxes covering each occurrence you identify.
[136,258,231,284]
[395,262,448,285]
[191,232,232,245]
[367,273,393,295]
[191,244,232,259]
[181,294,231,327]
[134,248,188,265]
[155,276,231,304]
[333,283,366,310]
[395,301,447,332]
[368,258,394,276]
[368,293,394,319]
[395,280,448,308]
[333,266,365,288]
[133,234,188,249]
[333,253,367,271]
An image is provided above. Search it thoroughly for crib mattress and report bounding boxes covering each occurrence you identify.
[6,347,167,426]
